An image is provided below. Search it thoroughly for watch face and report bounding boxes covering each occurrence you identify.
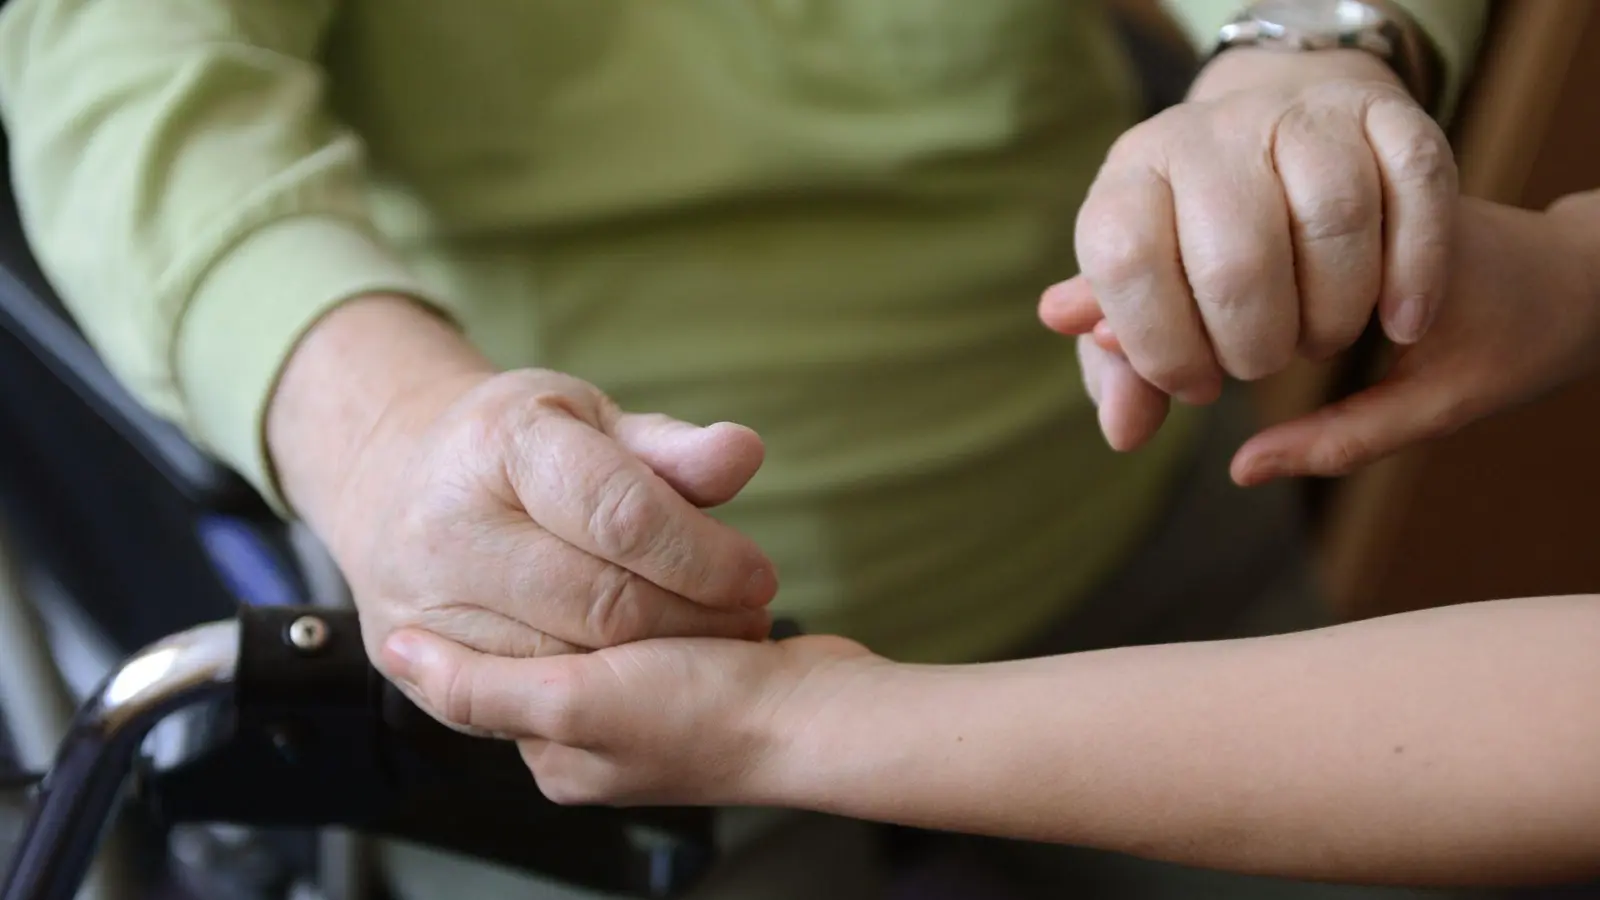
[1251,0,1384,34]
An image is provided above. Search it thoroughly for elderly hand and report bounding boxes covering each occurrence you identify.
[1051,195,1600,485]
[379,628,880,806]
[277,306,780,734]
[1044,48,1457,451]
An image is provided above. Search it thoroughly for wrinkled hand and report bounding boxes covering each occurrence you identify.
[1046,49,1456,451]
[329,368,778,732]
[380,629,880,807]
[1052,196,1600,485]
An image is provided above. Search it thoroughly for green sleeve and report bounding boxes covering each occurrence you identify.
[0,0,443,510]
[1160,0,1491,122]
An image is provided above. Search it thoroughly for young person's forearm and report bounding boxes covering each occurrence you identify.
[769,596,1600,887]
[266,295,495,540]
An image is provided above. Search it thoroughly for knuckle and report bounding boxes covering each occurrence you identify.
[1103,117,1163,166]
[586,566,649,645]
[1298,191,1379,244]
[1383,123,1457,193]
[1076,214,1156,290]
[586,470,661,561]
[1187,253,1268,311]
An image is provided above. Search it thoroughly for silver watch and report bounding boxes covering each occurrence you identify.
[1215,0,1444,115]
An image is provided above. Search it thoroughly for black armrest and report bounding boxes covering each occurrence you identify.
[0,137,263,513]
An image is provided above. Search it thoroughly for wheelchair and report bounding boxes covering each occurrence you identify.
[0,122,739,900]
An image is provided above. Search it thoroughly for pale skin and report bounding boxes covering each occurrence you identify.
[268,43,1453,731]
[380,191,1600,888]
[365,42,1600,889]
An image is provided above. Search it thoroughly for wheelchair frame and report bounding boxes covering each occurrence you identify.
[0,138,720,900]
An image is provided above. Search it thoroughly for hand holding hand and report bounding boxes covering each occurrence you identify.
[379,629,881,806]
[1048,49,1456,451]
[1230,195,1600,484]
[1048,195,1600,485]
[327,367,778,731]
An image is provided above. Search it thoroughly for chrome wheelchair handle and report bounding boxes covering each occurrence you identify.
[1,620,240,900]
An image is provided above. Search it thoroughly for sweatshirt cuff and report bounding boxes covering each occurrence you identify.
[1164,0,1489,123]
[174,216,440,515]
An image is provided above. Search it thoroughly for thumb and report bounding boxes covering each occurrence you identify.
[1039,275,1105,335]
[1230,366,1473,487]
[610,414,765,508]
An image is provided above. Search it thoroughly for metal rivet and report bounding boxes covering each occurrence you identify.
[286,615,329,653]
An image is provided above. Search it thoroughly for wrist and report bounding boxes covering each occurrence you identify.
[1189,46,1405,102]
[266,293,496,551]
[751,653,914,811]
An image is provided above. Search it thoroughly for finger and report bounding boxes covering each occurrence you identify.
[509,408,778,609]
[1230,366,1472,486]
[1076,167,1222,403]
[1170,135,1300,382]
[1092,319,1123,355]
[1038,275,1104,335]
[1078,333,1107,407]
[464,523,772,650]
[383,629,604,744]
[609,415,765,508]
[1364,95,1458,345]
[1080,336,1170,451]
[1273,104,1384,359]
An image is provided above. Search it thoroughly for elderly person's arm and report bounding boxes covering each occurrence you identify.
[0,0,773,735]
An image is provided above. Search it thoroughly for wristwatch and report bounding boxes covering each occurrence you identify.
[1214,0,1445,116]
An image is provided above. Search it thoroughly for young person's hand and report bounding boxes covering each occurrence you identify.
[1231,194,1600,484]
[1043,194,1600,485]
[380,629,883,806]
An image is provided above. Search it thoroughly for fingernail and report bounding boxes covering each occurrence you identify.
[743,565,778,607]
[1390,296,1430,344]
[383,632,433,685]
[1238,454,1279,486]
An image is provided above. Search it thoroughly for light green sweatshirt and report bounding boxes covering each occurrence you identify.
[0,0,1484,663]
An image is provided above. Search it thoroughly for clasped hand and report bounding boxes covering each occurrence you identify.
[371,57,1600,806]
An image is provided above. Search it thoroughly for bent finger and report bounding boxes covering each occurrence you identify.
[1364,97,1458,345]
[1081,337,1170,451]
[1077,168,1221,402]
[1274,106,1384,358]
